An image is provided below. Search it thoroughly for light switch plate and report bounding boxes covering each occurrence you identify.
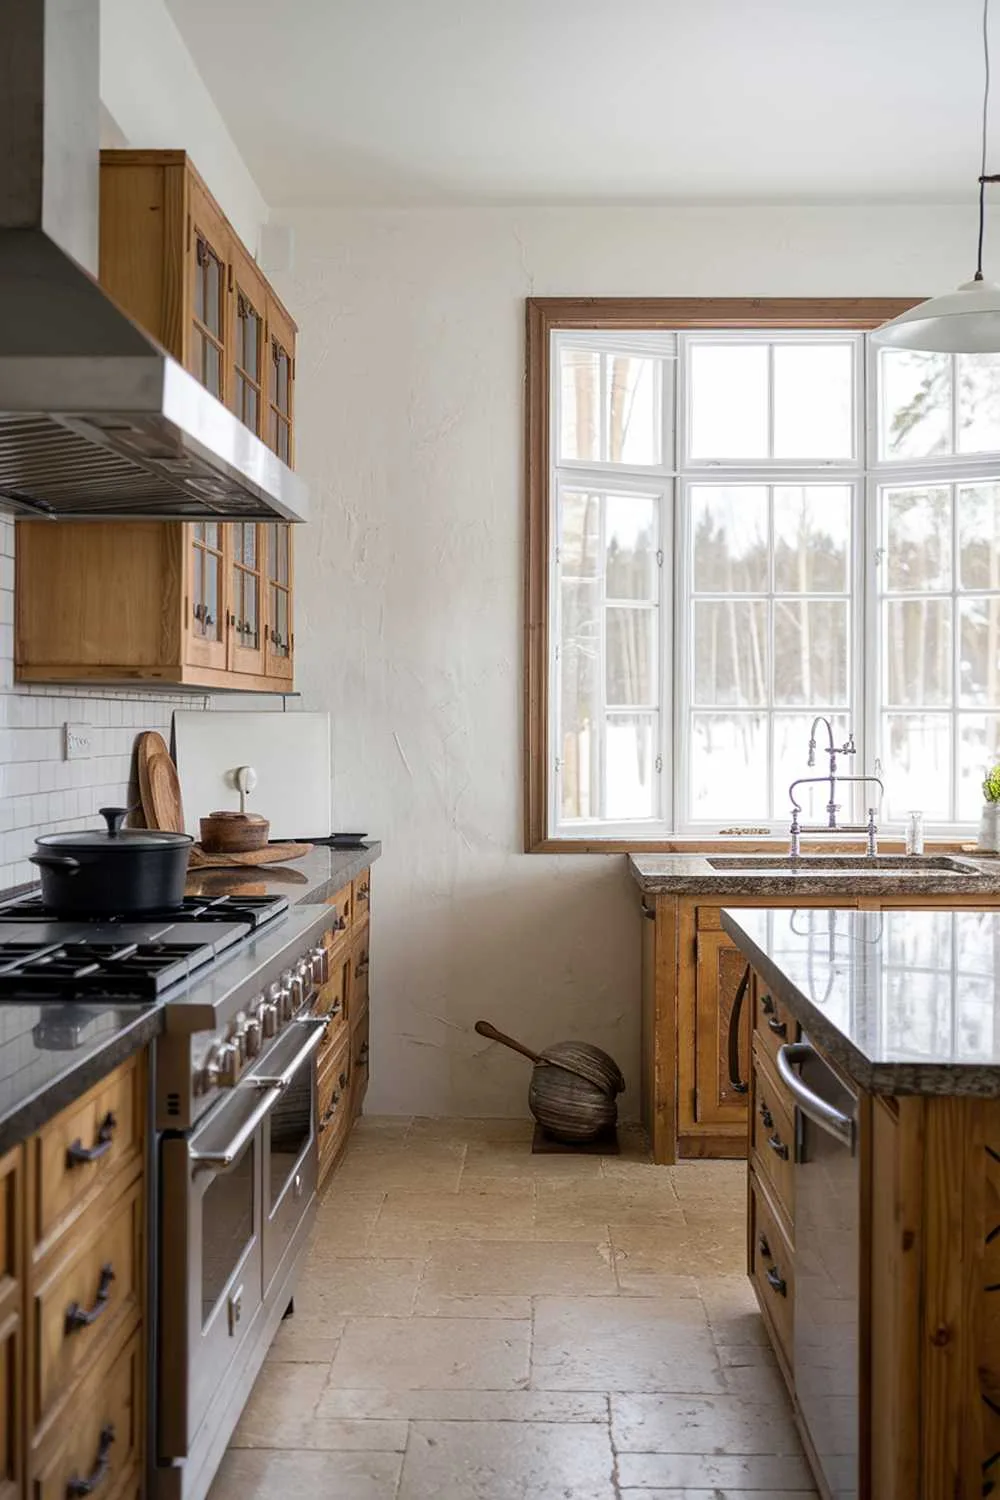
[64,723,92,760]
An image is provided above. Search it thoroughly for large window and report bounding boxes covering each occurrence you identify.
[527,300,1000,847]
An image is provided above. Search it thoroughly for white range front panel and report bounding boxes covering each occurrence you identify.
[174,711,332,841]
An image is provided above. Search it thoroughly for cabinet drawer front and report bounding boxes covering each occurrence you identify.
[323,885,353,942]
[314,950,348,1027]
[352,932,370,1019]
[753,984,798,1071]
[352,874,371,925]
[33,1178,142,1433]
[318,1033,351,1159]
[351,1005,370,1119]
[33,1323,141,1500]
[749,1172,794,1372]
[33,1059,141,1251]
[750,1045,795,1227]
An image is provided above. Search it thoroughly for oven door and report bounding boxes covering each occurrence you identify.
[158,1082,279,1460]
[251,1016,326,1290]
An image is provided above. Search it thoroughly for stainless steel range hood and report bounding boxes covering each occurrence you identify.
[0,0,308,523]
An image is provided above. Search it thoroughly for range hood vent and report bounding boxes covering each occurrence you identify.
[0,0,308,524]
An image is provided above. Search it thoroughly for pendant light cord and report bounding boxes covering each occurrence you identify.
[978,0,992,280]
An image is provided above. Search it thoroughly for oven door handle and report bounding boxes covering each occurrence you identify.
[249,1015,327,1091]
[776,1042,855,1149]
[189,1083,282,1173]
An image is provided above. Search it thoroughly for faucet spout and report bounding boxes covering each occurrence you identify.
[807,716,834,769]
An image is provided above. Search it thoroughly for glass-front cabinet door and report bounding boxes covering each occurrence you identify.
[227,522,264,676]
[188,185,230,403]
[186,523,228,671]
[231,249,265,437]
[265,295,295,467]
[264,523,293,681]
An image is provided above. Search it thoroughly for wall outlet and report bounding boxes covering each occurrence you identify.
[64,723,92,760]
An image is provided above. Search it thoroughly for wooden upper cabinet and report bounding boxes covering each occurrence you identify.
[16,152,297,693]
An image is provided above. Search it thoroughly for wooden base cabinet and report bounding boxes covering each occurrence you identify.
[743,974,1000,1499]
[0,1053,148,1500]
[642,890,1000,1163]
[14,150,297,694]
[316,874,373,1191]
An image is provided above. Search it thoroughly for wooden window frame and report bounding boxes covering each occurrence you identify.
[524,297,919,854]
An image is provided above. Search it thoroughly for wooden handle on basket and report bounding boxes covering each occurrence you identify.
[474,1020,543,1064]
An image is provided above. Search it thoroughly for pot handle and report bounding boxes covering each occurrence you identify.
[29,853,81,875]
[98,807,127,837]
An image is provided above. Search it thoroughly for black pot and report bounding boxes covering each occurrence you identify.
[30,807,193,916]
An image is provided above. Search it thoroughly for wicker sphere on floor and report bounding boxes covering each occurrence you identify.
[528,1061,619,1142]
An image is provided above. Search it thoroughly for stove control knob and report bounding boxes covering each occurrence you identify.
[231,1011,248,1063]
[290,958,310,1011]
[261,1002,278,1038]
[244,1016,263,1059]
[217,1042,239,1089]
[308,945,329,985]
[276,973,294,1022]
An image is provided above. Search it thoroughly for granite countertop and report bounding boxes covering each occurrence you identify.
[0,1003,162,1156]
[721,904,1000,1096]
[185,841,381,905]
[0,840,382,1152]
[629,850,1000,898]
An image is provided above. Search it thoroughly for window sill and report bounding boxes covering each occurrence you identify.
[528,834,979,856]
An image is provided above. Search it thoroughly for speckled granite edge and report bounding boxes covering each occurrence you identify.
[720,908,1000,1098]
[629,852,1000,899]
[0,1006,163,1156]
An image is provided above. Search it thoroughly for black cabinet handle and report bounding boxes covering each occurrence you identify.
[338,1071,348,1090]
[760,993,776,1016]
[767,1015,788,1039]
[358,1042,369,1066]
[66,1113,116,1168]
[765,1265,787,1297]
[767,1133,789,1161]
[759,1103,774,1130]
[726,963,751,1095]
[66,1424,115,1497]
[757,1232,772,1259]
[65,1265,115,1333]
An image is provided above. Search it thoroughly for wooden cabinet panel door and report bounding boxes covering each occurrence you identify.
[265,295,295,467]
[693,930,751,1130]
[0,1148,21,1500]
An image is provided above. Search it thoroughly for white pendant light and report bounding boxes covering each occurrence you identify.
[874,0,1000,353]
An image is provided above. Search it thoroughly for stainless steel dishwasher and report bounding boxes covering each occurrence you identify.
[776,1037,860,1500]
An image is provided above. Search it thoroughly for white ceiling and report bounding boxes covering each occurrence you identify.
[165,0,993,207]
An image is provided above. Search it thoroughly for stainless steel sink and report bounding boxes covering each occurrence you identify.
[706,854,977,874]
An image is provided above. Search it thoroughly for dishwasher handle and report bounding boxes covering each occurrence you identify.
[776,1042,855,1149]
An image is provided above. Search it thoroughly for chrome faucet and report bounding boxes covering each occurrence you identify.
[788,719,884,857]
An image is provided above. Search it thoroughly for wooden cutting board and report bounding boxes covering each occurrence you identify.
[137,733,185,833]
[187,842,312,868]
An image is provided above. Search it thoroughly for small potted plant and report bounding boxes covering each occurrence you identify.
[980,764,1000,852]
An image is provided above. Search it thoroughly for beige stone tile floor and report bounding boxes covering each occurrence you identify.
[209,1118,819,1500]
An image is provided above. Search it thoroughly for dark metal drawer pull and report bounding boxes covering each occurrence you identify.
[66,1113,116,1168]
[767,1015,788,1038]
[767,1133,789,1161]
[757,1232,772,1259]
[765,1265,787,1297]
[66,1424,115,1496]
[759,1103,774,1130]
[65,1265,115,1333]
[760,993,776,1016]
[726,963,751,1095]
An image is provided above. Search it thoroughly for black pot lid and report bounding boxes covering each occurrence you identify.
[35,806,192,851]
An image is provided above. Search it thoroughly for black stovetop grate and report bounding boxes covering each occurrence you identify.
[0,892,289,930]
[0,938,216,997]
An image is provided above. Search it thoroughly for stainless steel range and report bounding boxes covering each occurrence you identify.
[0,889,337,1500]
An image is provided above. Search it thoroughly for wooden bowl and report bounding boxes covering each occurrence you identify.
[199,811,270,853]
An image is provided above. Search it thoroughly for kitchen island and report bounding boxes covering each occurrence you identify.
[629,851,1000,1162]
[721,904,1000,1500]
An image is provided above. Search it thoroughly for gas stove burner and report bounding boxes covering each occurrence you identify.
[0,892,289,930]
[0,937,219,998]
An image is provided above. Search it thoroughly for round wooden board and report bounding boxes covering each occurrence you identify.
[187,842,313,868]
[137,733,185,833]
